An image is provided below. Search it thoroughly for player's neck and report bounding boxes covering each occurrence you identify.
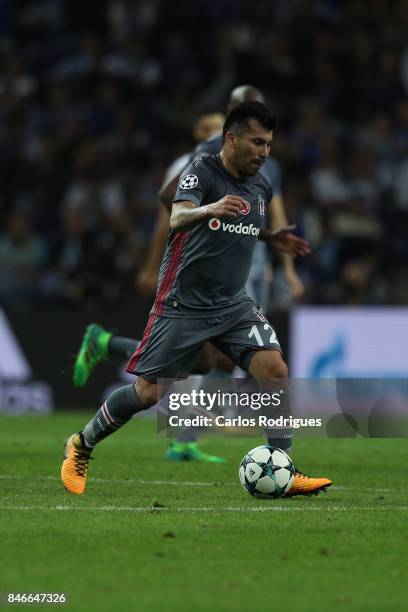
[220,150,242,179]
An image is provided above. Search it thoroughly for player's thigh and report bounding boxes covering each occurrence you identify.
[212,346,235,373]
[213,302,282,372]
[192,342,213,374]
[127,315,207,381]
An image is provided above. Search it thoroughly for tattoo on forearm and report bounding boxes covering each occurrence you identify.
[171,204,209,231]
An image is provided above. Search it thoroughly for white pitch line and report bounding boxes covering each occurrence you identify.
[0,475,392,493]
[0,475,215,487]
[334,486,391,493]
[0,505,407,513]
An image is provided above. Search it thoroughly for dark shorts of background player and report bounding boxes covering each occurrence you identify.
[126,300,281,382]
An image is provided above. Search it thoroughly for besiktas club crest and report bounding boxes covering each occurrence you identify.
[258,194,265,216]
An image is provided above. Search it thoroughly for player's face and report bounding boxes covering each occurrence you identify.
[193,113,224,142]
[232,119,273,177]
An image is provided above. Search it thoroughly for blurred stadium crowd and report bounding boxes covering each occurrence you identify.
[0,0,407,309]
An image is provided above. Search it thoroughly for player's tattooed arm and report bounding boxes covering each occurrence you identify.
[170,196,246,232]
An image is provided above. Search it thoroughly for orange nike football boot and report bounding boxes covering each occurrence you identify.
[61,433,93,494]
[286,470,332,497]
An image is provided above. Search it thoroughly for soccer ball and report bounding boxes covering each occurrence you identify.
[239,445,295,499]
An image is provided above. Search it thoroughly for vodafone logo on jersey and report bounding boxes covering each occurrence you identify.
[209,218,221,230]
[208,218,260,237]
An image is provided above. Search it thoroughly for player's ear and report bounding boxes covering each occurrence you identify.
[225,130,237,149]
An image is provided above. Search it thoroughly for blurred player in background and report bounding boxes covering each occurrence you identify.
[72,86,305,462]
[61,101,331,496]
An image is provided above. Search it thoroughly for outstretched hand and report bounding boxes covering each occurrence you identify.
[259,226,311,257]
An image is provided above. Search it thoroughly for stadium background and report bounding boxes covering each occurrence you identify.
[1,0,408,410]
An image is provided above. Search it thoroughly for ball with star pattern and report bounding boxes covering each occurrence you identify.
[239,445,295,499]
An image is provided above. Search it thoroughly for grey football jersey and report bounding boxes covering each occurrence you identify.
[195,134,282,308]
[152,154,273,318]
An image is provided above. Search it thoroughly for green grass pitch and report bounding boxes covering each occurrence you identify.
[1,412,407,611]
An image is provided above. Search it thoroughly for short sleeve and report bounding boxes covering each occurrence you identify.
[173,160,211,207]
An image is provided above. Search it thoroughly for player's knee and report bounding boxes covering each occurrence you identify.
[252,352,288,379]
[134,379,160,408]
[262,364,288,379]
[279,360,288,378]
[265,358,288,379]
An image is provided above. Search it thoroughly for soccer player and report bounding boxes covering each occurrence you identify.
[61,101,332,496]
[72,86,304,461]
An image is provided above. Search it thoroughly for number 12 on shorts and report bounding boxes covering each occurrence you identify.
[248,324,278,346]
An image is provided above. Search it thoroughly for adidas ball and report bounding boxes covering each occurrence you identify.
[239,445,295,499]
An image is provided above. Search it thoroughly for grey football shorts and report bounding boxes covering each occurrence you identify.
[126,300,281,382]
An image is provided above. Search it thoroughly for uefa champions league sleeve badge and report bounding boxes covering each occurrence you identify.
[180,174,199,189]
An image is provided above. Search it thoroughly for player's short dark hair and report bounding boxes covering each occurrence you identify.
[222,101,277,139]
